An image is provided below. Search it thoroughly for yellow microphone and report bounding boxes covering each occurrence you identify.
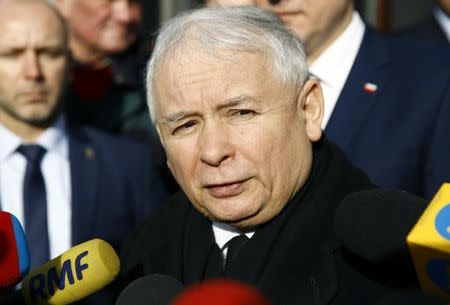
[20,239,119,305]
[407,183,450,300]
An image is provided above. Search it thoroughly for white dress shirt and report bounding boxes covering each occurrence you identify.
[0,116,71,258]
[212,222,254,261]
[309,12,365,129]
[434,6,450,43]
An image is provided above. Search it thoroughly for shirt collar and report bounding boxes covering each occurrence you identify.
[0,115,69,161]
[309,12,365,88]
[212,221,255,250]
[434,6,450,43]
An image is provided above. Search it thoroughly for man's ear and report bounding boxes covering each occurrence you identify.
[297,79,324,142]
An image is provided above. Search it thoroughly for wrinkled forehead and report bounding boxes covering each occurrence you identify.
[154,44,270,93]
[151,47,294,124]
[154,40,270,86]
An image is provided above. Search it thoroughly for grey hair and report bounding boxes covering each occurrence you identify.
[146,6,309,122]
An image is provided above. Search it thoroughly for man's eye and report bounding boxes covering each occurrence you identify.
[0,50,22,58]
[232,109,255,116]
[173,121,196,134]
[43,50,64,59]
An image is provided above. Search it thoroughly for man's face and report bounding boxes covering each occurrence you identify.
[59,0,141,56]
[154,49,323,229]
[223,0,354,61]
[0,2,68,131]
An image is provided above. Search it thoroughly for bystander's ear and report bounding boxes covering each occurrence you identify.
[298,79,324,142]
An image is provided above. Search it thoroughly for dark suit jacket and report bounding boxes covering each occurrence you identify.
[67,124,171,250]
[68,124,173,305]
[325,27,450,199]
[397,14,449,47]
[119,139,440,305]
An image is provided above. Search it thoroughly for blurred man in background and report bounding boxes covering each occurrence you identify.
[56,0,154,139]
[207,0,450,200]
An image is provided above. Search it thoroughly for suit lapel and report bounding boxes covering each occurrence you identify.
[325,27,390,152]
[68,126,98,245]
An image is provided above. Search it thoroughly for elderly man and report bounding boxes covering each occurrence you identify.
[206,0,450,200]
[119,7,441,305]
[0,0,170,302]
[55,0,154,139]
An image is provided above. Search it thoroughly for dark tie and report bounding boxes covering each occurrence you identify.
[223,234,249,274]
[17,144,50,269]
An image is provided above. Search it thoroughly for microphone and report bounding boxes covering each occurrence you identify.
[1,238,119,305]
[334,185,450,301]
[115,274,184,305]
[375,291,445,305]
[169,279,272,305]
[0,211,30,289]
[407,183,450,300]
[334,189,427,266]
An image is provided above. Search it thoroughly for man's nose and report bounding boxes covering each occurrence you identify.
[112,0,137,23]
[199,122,234,167]
[23,51,43,81]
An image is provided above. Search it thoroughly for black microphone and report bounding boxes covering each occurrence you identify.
[375,291,445,305]
[115,274,184,305]
[334,189,427,266]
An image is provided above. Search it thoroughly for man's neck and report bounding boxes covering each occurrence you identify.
[307,8,355,65]
[0,115,56,143]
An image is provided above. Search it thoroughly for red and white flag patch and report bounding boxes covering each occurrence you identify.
[362,82,378,93]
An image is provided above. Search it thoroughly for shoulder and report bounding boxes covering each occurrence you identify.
[363,26,449,63]
[68,124,162,161]
[395,15,449,48]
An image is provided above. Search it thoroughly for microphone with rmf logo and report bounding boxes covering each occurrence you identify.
[408,183,450,301]
[1,238,119,305]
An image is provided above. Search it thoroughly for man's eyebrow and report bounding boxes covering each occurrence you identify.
[161,95,258,124]
[163,112,189,123]
[218,94,258,110]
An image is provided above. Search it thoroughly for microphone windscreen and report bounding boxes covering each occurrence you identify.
[116,274,184,305]
[0,211,30,289]
[334,189,427,264]
[169,279,272,305]
[375,291,445,305]
[21,239,119,305]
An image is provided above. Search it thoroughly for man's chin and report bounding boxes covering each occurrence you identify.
[20,111,58,128]
[211,210,261,230]
[100,37,136,54]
